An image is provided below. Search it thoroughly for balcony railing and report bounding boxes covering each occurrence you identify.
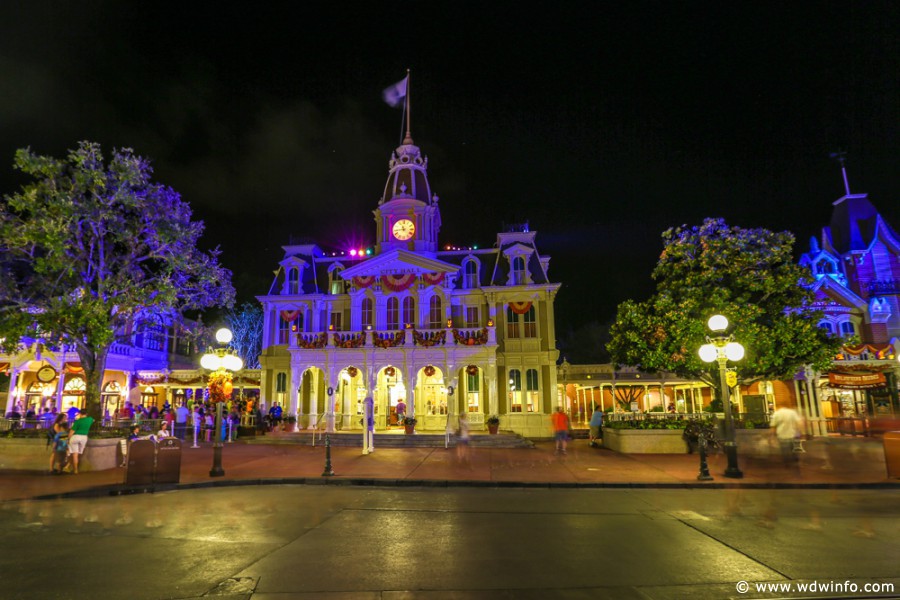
[294,327,497,349]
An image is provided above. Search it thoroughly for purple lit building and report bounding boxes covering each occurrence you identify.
[257,130,561,436]
[797,173,900,430]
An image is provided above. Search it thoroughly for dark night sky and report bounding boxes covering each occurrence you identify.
[1,2,898,338]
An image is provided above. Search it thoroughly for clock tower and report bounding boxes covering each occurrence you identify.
[373,132,442,257]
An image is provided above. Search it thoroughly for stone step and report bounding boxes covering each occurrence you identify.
[241,431,535,449]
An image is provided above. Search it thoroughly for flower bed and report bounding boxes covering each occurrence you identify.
[601,428,689,454]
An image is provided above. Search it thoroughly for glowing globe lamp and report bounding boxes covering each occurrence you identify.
[200,353,222,371]
[707,315,728,332]
[698,344,718,363]
[725,342,745,361]
[215,328,233,344]
[222,353,243,372]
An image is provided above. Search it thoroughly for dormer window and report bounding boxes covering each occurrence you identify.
[464,259,479,288]
[815,258,836,275]
[287,268,300,294]
[330,266,345,295]
[511,256,526,285]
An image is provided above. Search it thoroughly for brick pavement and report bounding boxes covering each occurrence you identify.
[0,434,895,501]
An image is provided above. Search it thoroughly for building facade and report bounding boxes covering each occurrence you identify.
[797,182,900,431]
[257,131,560,437]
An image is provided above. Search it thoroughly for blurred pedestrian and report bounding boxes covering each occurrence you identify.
[456,413,471,465]
[770,406,802,466]
[551,406,570,454]
[589,406,603,447]
[49,413,69,474]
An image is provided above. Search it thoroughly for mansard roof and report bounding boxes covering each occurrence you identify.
[824,193,900,254]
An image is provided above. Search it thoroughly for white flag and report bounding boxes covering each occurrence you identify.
[382,76,408,108]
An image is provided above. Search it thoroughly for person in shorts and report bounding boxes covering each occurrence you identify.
[551,407,570,454]
[67,409,95,474]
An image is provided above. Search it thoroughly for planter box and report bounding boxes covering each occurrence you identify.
[602,428,688,454]
[0,437,121,472]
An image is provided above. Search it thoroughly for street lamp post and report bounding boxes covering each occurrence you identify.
[699,315,744,479]
[201,328,243,478]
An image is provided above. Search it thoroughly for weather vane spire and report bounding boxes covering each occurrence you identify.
[403,69,413,145]
[830,150,851,196]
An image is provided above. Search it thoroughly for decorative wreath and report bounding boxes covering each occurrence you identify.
[207,370,234,403]
[466,364,478,376]
[424,365,436,377]
[385,366,396,378]
[346,366,358,378]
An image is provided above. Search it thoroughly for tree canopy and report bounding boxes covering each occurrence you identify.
[225,302,264,370]
[0,141,235,418]
[607,218,839,392]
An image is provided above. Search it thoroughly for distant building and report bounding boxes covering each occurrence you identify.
[797,175,900,431]
[257,128,561,436]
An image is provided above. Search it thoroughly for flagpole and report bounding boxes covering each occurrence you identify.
[404,69,412,144]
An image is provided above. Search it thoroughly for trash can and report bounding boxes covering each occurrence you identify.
[884,431,900,479]
[155,438,182,484]
[125,440,156,485]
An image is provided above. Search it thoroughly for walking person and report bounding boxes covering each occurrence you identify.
[67,409,94,474]
[48,413,69,474]
[395,398,406,426]
[588,405,604,447]
[174,401,190,440]
[551,406,570,455]
[456,412,471,466]
[770,406,803,467]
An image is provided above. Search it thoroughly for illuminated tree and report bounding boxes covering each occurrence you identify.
[607,218,839,396]
[224,302,263,370]
[0,142,235,419]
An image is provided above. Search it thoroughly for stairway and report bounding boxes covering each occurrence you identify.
[241,430,535,449]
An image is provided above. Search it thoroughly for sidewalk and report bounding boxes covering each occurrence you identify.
[0,435,895,501]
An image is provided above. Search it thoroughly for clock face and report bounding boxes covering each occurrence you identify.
[392,219,416,241]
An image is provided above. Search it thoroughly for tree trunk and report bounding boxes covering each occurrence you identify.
[75,343,110,422]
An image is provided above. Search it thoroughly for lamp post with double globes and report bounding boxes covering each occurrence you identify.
[200,328,243,478]
[699,315,744,479]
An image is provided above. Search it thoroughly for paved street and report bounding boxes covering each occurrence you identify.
[2,486,898,599]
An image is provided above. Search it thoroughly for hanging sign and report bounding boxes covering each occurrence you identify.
[726,371,738,387]
[37,365,57,383]
[828,371,886,390]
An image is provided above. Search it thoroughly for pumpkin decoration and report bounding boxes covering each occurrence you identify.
[466,364,478,376]
[423,365,436,377]
[347,366,358,378]
[385,366,396,378]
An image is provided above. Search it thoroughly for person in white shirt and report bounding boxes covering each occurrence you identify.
[770,406,802,465]
[156,420,172,438]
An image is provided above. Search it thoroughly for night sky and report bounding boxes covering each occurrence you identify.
[1,2,898,345]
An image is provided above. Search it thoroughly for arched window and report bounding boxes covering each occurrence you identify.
[525,369,539,413]
[403,297,416,328]
[293,312,304,333]
[466,369,480,413]
[509,369,523,412]
[818,321,834,335]
[276,373,287,393]
[387,297,400,330]
[511,256,526,285]
[840,321,856,338]
[815,259,835,275]
[361,298,373,329]
[506,306,520,338]
[523,306,537,337]
[287,268,300,294]
[464,260,478,288]
[428,296,442,329]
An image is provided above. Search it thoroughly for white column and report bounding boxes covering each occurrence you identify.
[56,367,66,410]
[308,369,319,428]
[407,375,416,419]
[488,364,498,415]
[5,367,19,414]
[326,366,336,433]
[289,366,301,419]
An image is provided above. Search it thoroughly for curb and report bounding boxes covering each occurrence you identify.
[22,476,900,501]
